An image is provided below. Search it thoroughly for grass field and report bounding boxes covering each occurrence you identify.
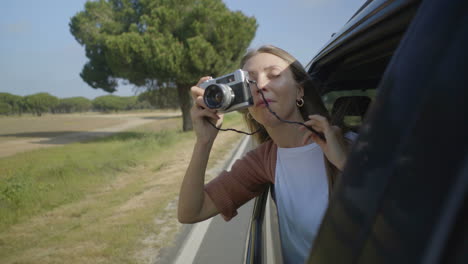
[0,112,179,144]
[0,111,245,264]
[0,114,123,143]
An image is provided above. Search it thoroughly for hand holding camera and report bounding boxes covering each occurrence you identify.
[191,76,224,144]
[199,69,254,113]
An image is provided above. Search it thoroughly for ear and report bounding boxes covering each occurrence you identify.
[296,84,304,100]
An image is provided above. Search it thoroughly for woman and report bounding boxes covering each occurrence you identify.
[178,45,350,263]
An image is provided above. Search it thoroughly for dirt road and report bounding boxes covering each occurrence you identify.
[0,112,181,158]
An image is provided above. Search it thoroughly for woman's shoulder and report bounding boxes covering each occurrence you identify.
[251,139,277,157]
[246,139,277,181]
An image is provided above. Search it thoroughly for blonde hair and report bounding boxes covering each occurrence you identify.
[240,45,330,144]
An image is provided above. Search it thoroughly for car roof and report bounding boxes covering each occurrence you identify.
[306,0,421,95]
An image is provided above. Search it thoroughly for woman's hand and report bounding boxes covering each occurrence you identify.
[299,115,348,170]
[191,76,224,144]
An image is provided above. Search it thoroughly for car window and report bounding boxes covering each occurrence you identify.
[322,89,376,130]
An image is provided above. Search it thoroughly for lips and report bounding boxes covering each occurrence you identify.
[255,98,274,107]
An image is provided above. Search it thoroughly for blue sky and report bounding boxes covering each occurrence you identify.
[0,0,364,99]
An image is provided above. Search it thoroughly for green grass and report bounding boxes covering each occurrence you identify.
[0,129,185,232]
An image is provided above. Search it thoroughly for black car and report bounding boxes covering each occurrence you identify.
[244,0,468,263]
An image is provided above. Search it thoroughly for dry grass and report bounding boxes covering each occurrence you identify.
[0,111,181,158]
[0,114,123,138]
[0,111,180,143]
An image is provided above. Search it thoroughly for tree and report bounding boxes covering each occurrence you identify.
[93,95,124,112]
[138,84,179,109]
[55,97,92,113]
[0,93,26,115]
[133,97,154,110]
[24,93,59,116]
[92,95,138,112]
[23,93,59,116]
[70,0,257,131]
[0,102,12,115]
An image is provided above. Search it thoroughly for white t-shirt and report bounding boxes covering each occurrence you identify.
[274,142,329,264]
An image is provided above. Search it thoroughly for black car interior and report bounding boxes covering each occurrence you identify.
[307,0,421,131]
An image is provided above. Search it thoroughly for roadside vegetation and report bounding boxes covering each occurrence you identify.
[0,112,245,263]
[0,89,180,116]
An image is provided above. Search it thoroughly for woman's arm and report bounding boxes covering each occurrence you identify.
[178,140,219,223]
[177,77,222,224]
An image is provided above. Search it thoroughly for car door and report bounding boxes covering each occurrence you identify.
[307,0,468,263]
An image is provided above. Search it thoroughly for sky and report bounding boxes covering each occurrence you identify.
[0,0,365,99]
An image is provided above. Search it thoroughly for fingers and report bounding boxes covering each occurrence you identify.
[191,76,222,123]
[214,113,224,127]
[191,87,212,110]
[301,129,315,145]
[191,90,220,127]
[301,126,326,146]
[197,76,212,86]
[304,114,330,133]
[194,95,208,109]
[203,108,221,121]
[299,114,331,146]
[191,76,212,101]
[191,95,220,121]
[192,105,220,120]
[191,76,211,99]
[191,86,204,101]
[299,114,347,170]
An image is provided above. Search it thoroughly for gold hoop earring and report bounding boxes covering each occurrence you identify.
[246,112,253,120]
[296,98,304,107]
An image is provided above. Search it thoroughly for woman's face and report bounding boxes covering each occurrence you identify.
[243,52,304,128]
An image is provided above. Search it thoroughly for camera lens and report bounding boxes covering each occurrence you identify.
[203,84,234,110]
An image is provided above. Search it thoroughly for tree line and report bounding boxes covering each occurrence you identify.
[0,88,179,116]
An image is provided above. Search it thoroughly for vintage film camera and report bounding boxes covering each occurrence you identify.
[200,69,254,113]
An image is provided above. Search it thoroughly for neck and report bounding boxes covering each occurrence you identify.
[265,113,309,148]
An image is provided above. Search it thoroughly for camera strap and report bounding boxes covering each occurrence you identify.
[207,80,325,142]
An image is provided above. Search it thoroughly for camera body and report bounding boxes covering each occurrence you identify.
[200,69,254,113]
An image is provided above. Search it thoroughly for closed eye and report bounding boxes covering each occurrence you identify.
[268,73,280,79]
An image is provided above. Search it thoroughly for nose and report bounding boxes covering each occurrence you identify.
[252,75,268,94]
